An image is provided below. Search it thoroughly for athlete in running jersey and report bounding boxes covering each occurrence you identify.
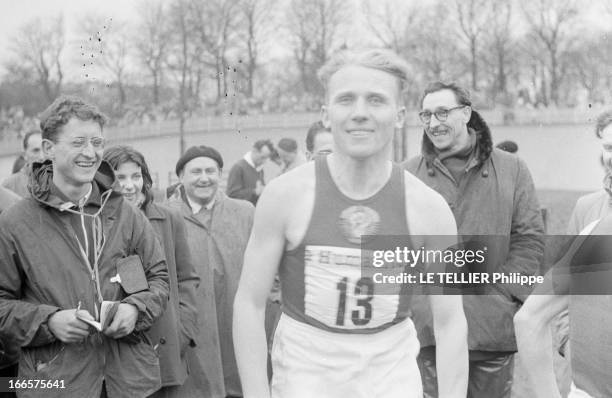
[233,49,468,398]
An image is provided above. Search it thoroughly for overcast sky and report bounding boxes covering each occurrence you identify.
[0,0,138,44]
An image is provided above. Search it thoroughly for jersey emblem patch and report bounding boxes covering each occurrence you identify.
[338,205,380,244]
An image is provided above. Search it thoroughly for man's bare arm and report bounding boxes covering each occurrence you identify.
[514,269,569,398]
[430,294,468,397]
[514,226,594,397]
[404,172,468,397]
[425,198,468,398]
[233,179,288,398]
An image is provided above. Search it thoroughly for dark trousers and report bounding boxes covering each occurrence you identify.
[418,346,514,398]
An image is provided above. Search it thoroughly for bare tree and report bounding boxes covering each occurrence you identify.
[521,0,580,106]
[454,0,490,90]
[288,1,313,97]
[170,0,190,155]
[188,0,241,102]
[287,0,349,102]
[403,1,465,98]
[483,0,514,101]
[80,15,131,113]
[237,0,275,98]
[102,29,130,111]
[514,30,552,107]
[9,15,65,102]
[361,0,418,52]
[167,0,203,154]
[603,1,612,17]
[135,0,170,106]
[566,34,612,104]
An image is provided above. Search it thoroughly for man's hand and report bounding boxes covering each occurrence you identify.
[104,303,138,339]
[48,309,92,343]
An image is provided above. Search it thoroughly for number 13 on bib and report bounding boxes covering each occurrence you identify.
[304,245,403,331]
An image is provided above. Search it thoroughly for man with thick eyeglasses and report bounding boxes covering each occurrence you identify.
[418,106,466,125]
[0,95,169,398]
[404,81,544,398]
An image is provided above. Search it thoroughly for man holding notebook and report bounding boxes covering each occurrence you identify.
[0,96,169,398]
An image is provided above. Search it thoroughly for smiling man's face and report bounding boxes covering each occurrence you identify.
[180,156,221,206]
[322,65,405,160]
[43,118,104,190]
[421,89,471,153]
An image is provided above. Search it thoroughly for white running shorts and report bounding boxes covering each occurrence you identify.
[270,314,422,398]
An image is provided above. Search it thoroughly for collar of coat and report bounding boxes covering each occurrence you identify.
[28,159,122,211]
[420,109,493,168]
[0,186,20,213]
[144,201,168,220]
[167,184,226,215]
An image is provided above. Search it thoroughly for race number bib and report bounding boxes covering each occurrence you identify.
[304,245,401,330]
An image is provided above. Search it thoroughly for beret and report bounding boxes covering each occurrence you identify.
[175,145,224,176]
[278,138,298,152]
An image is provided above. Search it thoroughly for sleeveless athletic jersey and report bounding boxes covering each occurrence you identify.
[279,156,415,334]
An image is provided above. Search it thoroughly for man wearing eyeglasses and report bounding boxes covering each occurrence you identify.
[0,96,169,397]
[404,81,544,398]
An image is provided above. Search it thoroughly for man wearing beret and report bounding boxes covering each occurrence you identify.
[167,145,254,398]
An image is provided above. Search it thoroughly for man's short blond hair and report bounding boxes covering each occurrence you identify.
[317,49,410,99]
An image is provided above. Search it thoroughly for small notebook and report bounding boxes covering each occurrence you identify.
[77,301,120,332]
[116,255,149,294]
